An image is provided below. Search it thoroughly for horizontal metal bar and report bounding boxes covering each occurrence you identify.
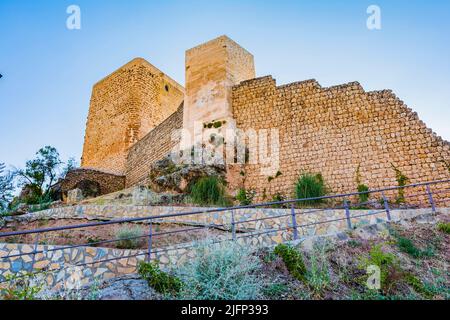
[0,224,222,261]
[234,213,292,225]
[349,210,388,220]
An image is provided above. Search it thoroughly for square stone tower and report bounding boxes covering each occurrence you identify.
[81,58,184,175]
[182,36,256,146]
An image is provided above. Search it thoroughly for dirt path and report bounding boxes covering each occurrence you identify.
[0,219,229,250]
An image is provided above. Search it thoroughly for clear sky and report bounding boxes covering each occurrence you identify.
[1,0,449,170]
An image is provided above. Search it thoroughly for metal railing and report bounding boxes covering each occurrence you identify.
[0,179,449,283]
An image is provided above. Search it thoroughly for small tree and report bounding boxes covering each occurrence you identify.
[60,157,78,179]
[0,163,15,211]
[14,146,63,202]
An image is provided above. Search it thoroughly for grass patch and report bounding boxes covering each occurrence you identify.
[396,236,434,259]
[262,283,288,299]
[294,173,327,206]
[115,226,145,249]
[404,273,434,299]
[189,176,231,207]
[305,244,331,297]
[437,222,450,234]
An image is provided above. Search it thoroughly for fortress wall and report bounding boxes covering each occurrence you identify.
[232,76,450,203]
[81,58,184,175]
[125,104,184,187]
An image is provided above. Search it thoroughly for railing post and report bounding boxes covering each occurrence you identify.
[344,199,352,230]
[382,192,391,222]
[147,220,153,263]
[30,234,40,272]
[426,185,436,213]
[231,210,236,241]
[291,204,298,240]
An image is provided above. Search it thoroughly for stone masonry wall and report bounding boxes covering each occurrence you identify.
[81,58,184,175]
[1,205,444,291]
[61,168,125,199]
[232,76,450,202]
[125,104,184,187]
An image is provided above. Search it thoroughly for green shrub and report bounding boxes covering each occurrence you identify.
[355,165,369,204]
[175,241,266,300]
[274,244,307,282]
[348,239,362,248]
[437,222,450,234]
[358,244,401,294]
[267,171,282,183]
[236,188,255,206]
[294,173,327,206]
[189,176,230,206]
[115,226,145,249]
[404,273,434,299]
[271,193,287,208]
[29,194,53,213]
[422,268,450,299]
[138,261,182,296]
[390,164,409,204]
[357,184,370,204]
[305,244,331,296]
[0,272,44,300]
[396,236,434,259]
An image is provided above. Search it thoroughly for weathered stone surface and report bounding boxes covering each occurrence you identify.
[75,275,160,300]
[67,189,84,204]
[147,155,226,193]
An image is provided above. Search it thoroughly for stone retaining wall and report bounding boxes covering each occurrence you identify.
[1,205,447,292]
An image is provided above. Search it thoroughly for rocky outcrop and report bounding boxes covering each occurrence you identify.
[148,156,226,193]
[55,275,161,300]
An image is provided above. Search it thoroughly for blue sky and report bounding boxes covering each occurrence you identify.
[1,0,449,169]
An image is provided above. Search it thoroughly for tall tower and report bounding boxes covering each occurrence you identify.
[182,36,256,146]
[81,58,184,175]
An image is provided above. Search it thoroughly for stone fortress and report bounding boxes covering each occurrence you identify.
[73,35,450,202]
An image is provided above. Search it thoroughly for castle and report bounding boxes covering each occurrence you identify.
[67,35,449,202]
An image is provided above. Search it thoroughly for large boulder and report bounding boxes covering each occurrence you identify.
[148,156,225,193]
[131,186,186,206]
[67,188,84,204]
